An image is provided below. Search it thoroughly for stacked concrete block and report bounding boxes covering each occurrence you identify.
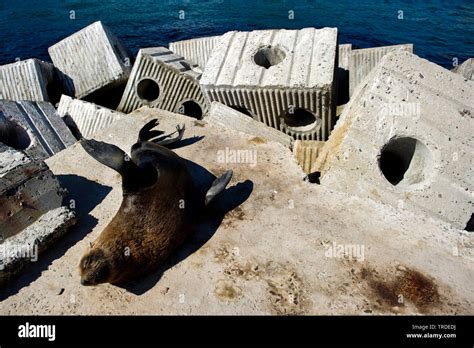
[0,100,76,160]
[207,102,293,148]
[57,95,124,138]
[200,28,338,141]
[0,143,76,285]
[169,35,222,68]
[48,21,133,99]
[349,44,413,96]
[293,140,325,174]
[117,47,208,119]
[452,58,473,81]
[317,50,474,230]
[338,44,352,70]
[0,59,62,103]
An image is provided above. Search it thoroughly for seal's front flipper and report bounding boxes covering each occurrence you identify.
[80,138,158,191]
[80,138,129,176]
[205,170,233,206]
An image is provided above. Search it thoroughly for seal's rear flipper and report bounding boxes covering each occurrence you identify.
[205,170,233,206]
[138,119,164,142]
[152,124,185,146]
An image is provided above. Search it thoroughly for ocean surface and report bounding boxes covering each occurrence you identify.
[0,0,472,68]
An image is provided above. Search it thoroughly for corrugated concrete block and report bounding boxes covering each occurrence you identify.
[169,35,221,68]
[57,95,124,138]
[0,59,62,103]
[293,140,325,174]
[48,21,133,99]
[453,58,473,81]
[0,100,76,160]
[317,50,474,230]
[207,101,293,148]
[200,28,338,141]
[117,47,208,118]
[349,44,413,96]
[338,44,352,70]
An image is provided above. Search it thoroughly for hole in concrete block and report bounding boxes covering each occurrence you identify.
[378,137,433,187]
[0,117,31,150]
[179,100,203,119]
[136,78,160,102]
[282,108,320,132]
[253,45,286,69]
[229,105,253,117]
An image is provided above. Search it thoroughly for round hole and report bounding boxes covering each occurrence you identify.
[229,105,253,117]
[378,137,433,187]
[136,78,160,102]
[179,100,203,119]
[0,116,31,150]
[253,45,286,69]
[281,108,320,132]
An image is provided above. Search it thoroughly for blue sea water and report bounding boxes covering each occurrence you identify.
[0,0,472,68]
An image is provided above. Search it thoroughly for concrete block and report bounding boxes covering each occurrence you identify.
[0,144,76,286]
[0,59,63,103]
[200,28,338,141]
[453,58,473,81]
[317,50,474,230]
[349,44,413,96]
[0,144,65,240]
[0,100,76,160]
[169,35,221,68]
[293,140,325,174]
[0,206,76,286]
[338,44,352,70]
[207,101,293,148]
[57,95,124,138]
[117,47,208,118]
[48,21,133,99]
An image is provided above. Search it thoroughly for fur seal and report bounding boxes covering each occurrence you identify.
[78,119,233,285]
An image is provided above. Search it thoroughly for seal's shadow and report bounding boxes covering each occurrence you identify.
[0,175,111,300]
[121,159,253,295]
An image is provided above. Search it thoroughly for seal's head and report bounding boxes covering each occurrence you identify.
[79,248,112,286]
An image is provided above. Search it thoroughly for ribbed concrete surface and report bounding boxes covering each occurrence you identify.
[57,95,124,138]
[338,44,352,70]
[48,21,133,99]
[205,87,334,140]
[201,28,337,140]
[349,44,413,96]
[0,100,76,160]
[117,47,208,118]
[318,50,474,230]
[0,59,56,102]
[170,35,221,68]
[207,101,293,148]
[293,140,325,174]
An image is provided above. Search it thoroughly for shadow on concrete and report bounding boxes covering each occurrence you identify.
[0,175,112,301]
[337,67,350,105]
[121,158,254,296]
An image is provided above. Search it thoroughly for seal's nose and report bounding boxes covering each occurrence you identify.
[80,278,88,286]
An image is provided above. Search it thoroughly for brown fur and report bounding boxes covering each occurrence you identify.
[79,143,201,286]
